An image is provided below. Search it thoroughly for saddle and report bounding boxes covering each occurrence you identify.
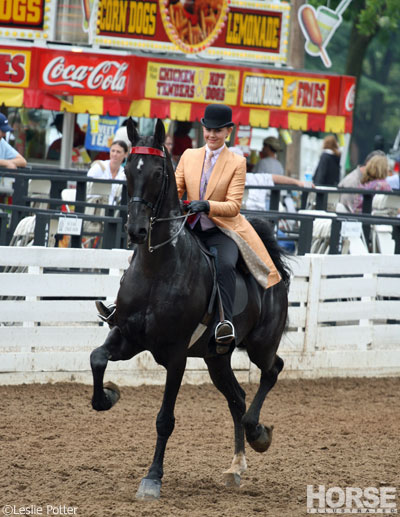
[188,233,262,349]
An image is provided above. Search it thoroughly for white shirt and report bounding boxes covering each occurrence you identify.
[387,173,399,189]
[87,160,125,204]
[244,173,274,210]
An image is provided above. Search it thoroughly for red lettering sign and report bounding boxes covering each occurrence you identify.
[297,81,326,109]
[0,53,26,84]
[38,51,131,96]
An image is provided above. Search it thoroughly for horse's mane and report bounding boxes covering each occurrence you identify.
[247,217,292,289]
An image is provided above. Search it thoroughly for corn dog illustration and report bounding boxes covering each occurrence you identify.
[300,5,332,67]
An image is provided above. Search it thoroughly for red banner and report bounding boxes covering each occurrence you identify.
[0,44,356,133]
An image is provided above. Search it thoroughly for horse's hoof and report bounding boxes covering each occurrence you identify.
[248,424,274,453]
[136,478,162,500]
[223,472,241,488]
[103,382,120,407]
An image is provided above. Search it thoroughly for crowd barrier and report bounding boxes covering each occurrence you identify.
[1,166,400,254]
[1,246,399,385]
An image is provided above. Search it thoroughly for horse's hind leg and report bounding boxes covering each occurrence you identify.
[205,355,247,487]
[242,354,284,453]
[91,326,134,411]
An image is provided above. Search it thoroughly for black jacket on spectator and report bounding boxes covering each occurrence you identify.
[313,152,340,186]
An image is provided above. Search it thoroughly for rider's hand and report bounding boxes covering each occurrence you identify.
[187,200,210,213]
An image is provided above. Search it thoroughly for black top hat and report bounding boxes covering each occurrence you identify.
[201,104,234,129]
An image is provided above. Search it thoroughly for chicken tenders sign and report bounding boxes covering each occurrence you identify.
[95,0,290,64]
[145,61,239,104]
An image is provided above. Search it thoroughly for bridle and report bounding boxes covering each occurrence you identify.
[128,145,192,253]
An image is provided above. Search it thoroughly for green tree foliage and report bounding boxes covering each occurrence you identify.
[304,0,400,164]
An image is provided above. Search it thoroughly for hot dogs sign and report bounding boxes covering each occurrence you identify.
[298,0,353,68]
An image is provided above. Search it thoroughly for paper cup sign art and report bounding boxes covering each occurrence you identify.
[298,0,353,68]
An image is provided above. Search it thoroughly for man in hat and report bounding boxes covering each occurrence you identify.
[253,136,284,176]
[0,113,27,169]
[175,104,281,354]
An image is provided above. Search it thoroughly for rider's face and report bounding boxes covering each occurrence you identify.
[202,126,233,151]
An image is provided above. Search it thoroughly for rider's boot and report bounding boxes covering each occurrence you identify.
[95,301,116,328]
[215,320,235,355]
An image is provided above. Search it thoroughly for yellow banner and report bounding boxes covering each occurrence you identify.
[0,49,31,88]
[145,62,240,105]
[241,72,329,113]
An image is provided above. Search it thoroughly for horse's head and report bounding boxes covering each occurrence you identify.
[124,118,170,245]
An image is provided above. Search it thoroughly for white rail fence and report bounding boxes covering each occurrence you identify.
[0,246,399,385]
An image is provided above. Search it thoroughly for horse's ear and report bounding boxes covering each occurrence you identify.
[126,117,139,146]
[153,119,165,148]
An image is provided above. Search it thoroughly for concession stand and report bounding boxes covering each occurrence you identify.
[0,0,355,167]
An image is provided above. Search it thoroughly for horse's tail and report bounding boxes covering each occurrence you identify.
[247,216,292,290]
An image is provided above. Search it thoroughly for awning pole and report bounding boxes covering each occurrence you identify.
[60,110,75,169]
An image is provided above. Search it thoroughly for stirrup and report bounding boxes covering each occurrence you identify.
[95,301,116,323]
[215,320,235,344]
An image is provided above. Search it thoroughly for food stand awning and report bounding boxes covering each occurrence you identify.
[0,44,355,133]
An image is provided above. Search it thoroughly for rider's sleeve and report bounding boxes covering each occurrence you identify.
[207,155,246,218]
[175,152,187,199]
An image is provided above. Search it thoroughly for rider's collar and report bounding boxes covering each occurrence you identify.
[131,146,165,158]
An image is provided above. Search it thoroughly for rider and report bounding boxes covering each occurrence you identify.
[175,104,281,353]
[96,105,282,354]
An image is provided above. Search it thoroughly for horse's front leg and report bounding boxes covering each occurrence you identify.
[136,356,187,500]
[91,326,138,411]
[205,354,247,487]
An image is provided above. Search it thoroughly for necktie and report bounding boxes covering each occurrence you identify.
[200,151,214,199]
[189,151,214,229]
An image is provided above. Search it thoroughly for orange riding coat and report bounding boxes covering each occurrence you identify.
[175,145,281,288]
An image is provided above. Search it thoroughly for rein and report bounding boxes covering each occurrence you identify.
[129,145,192,253]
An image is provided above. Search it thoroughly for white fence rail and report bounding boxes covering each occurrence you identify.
[1,247,399,385]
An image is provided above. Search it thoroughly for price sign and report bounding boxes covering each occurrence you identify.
[57,216,83,236]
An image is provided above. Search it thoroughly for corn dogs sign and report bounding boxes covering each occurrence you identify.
[95,0,290,64]
[0,0,55,41]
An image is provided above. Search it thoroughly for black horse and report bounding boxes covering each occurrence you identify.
[90,118,290,500]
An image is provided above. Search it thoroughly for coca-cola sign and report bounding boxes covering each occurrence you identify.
[38,51,130,96]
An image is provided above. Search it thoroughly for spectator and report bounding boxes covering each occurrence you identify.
[113,118,135,151]
[353,155,391,213]
[172,122,192,163]
[87,140,128,205]
[253,136,284,175]
[244,171,305,211]
[47,114,86,161]
[229,146,304,210]
[0,113,27,168]
[164,133,177,170]
[313,134,341,186]
[339,150,385,212]
[386,172,399,190]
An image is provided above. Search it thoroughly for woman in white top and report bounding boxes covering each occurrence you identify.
[87,140,128,204]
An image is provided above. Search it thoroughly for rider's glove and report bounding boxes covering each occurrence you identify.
[187,200,210,214]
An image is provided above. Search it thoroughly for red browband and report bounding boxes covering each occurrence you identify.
[131,146,165,158]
